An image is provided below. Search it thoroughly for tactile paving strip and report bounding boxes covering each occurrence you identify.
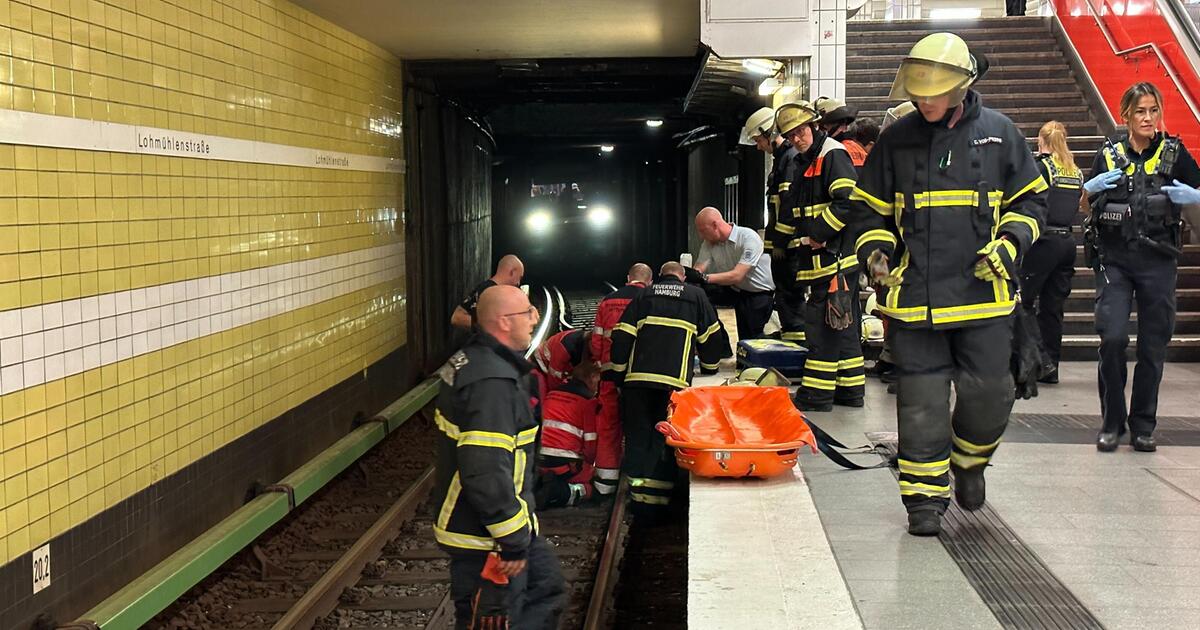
[873,439,1106,630]
[1007,413,1200,446]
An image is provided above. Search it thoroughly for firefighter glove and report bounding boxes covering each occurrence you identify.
[1083,169,1122,195]
[867,249,901,287]
[1162,179,1200,205]
[974,238,1017,282]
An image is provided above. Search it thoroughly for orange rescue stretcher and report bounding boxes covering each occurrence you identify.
[655,386,816,478]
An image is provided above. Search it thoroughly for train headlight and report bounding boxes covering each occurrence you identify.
[587,206,613,229]
[526,210,553,235]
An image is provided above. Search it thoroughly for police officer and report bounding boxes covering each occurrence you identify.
[609,262,728,518]
[741,107,805,343]
[776,101,866,411]
[1020,121,1085,384]
[851,33,1048,536]
[1084,81,1200,453]
[432,284,565,628]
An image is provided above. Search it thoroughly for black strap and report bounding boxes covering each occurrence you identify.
[802,417,891,470]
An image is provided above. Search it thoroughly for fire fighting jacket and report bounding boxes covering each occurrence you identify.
[539,380,600,462]
[591,281,647,380]
[433,333,540,559]
[766,141,802,252]
[610,276,728,390]
[534,329,590,392]
[1036,154,1083,228]
[780,132,861,285]
[1089,132,1200,252]
[849,90,1048,329]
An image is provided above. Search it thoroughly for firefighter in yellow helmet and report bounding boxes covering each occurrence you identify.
[742,107,805,343]
[775,101,866,412]
[849,33,1048,536]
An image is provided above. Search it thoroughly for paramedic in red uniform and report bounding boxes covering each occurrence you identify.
[533,328,593,394]
[589,262,652,496]
[536,362,603,508]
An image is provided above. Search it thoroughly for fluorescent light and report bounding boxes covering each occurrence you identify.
[742,58,780,76]
[758,78,782,96]
[526,210,553,235]
[777,85,798,96]
[600,144,615,152]
[577,204,588,209]
[646,119,664,128]
[587,206,613,228]
[930,7,982,19]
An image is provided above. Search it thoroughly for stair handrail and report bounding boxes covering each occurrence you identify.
[1081,0,1200,125]
[1157,0,1200,81]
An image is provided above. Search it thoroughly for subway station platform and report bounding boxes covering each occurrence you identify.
[688,312,1200,630]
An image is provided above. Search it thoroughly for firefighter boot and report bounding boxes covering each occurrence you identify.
[952,464,986,511]
[907,508,942,536]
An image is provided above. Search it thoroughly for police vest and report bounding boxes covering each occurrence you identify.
[1039,155,1083,228]
[1095,136,1181,246]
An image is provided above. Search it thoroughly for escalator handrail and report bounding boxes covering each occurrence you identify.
[524,286,556,360]
[1080,0,1200,124]
[1158,0,1200,85]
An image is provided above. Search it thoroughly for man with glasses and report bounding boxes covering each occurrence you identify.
[432,284,565,628]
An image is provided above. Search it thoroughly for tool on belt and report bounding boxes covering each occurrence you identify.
[469,552,511,630]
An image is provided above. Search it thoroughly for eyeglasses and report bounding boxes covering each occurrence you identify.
[502,306,537,319]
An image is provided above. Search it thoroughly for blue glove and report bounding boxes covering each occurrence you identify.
[1162,179,1200,205]
[1083,169,1122,195]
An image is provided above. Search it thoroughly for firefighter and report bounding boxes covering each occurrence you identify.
[851,33,1048,536]
[1084,81,1200,453]
[815,96,869,166]
[536,361,602,509]
[775,100,866,411]
[432,284,565,628]
[451,254,526,330]
[610,261,728,518]
[589,263,652,496]
[1020,121,1085,385]
[533,327,593,394]
[741,107,805,343]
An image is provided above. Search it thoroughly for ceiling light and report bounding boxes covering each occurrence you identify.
[587,206,613,229]
[742,58,781,76]
[577,204,588,209]
[600,144,615,153]
[646,119,664,128]
[758,78,782,96]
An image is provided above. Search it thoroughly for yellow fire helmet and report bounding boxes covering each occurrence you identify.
[882,101,918,128]
[774,101,820,135]
[739,107,777,145]
[888,32,978,103]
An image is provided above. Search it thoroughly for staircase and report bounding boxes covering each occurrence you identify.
[846,16,1200,361]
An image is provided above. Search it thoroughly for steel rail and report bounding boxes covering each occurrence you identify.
[554,286,573,330]
[270,466,437,630]
[526,285,557,360]
[582,479,632,630]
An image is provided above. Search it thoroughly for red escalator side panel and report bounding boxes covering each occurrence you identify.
[1055,0,1200,148]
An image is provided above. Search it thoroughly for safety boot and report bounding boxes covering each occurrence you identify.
[906,509,942,536]
[1096,432,1119,452]
[792,393,833,413]
[1132,435,1157,452]
[952,464,986,511]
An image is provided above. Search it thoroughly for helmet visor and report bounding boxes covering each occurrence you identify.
[888,59,973,100]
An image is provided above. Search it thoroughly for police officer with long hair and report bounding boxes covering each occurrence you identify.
[850,33,1048,536]
[1020,121,1084,384]
[1084,82,1200,453]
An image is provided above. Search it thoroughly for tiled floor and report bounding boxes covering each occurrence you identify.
[696,309,1200,630]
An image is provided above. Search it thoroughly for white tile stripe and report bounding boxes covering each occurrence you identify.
[0,242,405,395]
[0,108,404,173]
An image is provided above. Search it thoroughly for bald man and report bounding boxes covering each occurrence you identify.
[588,262,653,495]
[693,207,776,339]
[432,284,565,628]
[451,254,526,330]
[610,261,728,518]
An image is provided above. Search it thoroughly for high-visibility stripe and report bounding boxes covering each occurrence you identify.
[584,432,598,441]
[802,202,831,218]
[836,375,866,387]
[838,357,865,369]
[1003,176,1049,207]
[631,493,670,505]
[697,320,721,343]
[819,206,845,231]
[625,372,689,389]
[899,481,951,497]
[485,509,530,538]
[801,376,837,390]
[930,300,1015,325]
[517,427,539,446]
[459,431,516,451]
[435,410,461,439]
[856,229,898,252]
[952,435,1001,455]
[898,458,950,476]
[850,186,893,215]
[608,362,627,372]
[543,419,584,438]
[781,331,807,342]
[639,316,697,334]
[998,212,1041,241]
[829,177,855,193]
[593,326,610,337]
[433,526,496,551]
[700,361,721,370]
[805,359,839,372]
[777,182,792,192]
[438,473,462,530]
[615,322,638,336]
[950,451,989,469]
[594,468,620,480]
[876,303,929,323]
[630,477,675,489]
[540,446,584,459]
[774,222,797,235]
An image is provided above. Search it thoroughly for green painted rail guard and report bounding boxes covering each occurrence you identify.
[62,378,440,630]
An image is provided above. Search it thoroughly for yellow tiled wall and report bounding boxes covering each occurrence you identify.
[0,0,406,565]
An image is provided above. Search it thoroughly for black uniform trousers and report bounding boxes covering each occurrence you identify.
[890,318,1014,513]
[448,536,565,630]
[1006,0,1026,15]
[796,280,866,405]
[619,386,678,518]
[1095,245,1178,438]
[1019,231,1076,367]
[772,253,806,343]
[733,289,774,340]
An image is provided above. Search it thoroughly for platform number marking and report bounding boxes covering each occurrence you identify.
[32,544,51,594]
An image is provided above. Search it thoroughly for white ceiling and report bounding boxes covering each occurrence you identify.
[291,0,701,60]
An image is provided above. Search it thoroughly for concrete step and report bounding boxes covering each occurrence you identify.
[856,109,1099,130]
[847,27,1053,44]
[850,39,1064,56]
[1070,266,1200,289]
[848,64,1073,83]
[1060,311,1200,336]
[1067,288,1200,311]
[847,17,1049,35]
[848,92,1084,108]
[851,80,1082,97]
[1059,335,1200,361]
[848,51,1065,70]
[1075,244,1200,266]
